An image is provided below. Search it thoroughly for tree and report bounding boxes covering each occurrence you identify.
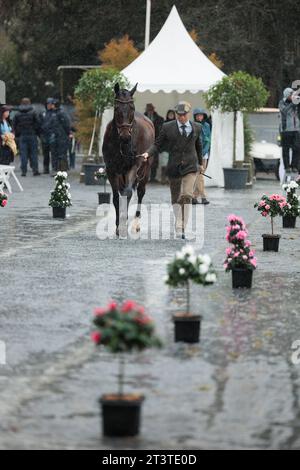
[75,68,129,113]
[74,68,129,158]
[204,71,269,164]
[0,30,23,103]
[1,1,300,105]
[99,35,140,71]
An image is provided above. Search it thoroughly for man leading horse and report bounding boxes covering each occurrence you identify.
[143,101,203,240]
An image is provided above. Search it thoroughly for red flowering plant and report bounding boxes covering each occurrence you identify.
[0,192,8,208]
[91,300,162,396]
[254,194,287,234]
[224,215,257,272]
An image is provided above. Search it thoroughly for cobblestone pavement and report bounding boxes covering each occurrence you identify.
[0,168,300,450]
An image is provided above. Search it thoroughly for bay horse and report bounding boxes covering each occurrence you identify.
[102,83,155,237]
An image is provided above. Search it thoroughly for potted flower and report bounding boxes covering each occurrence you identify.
[91,300,162,437]
[282,181,300,228]
[49,171,72,219]
[0,192,8,207]
[204,71,269,189]
[224,214,257,288]
[94,166,111,204]
[254,194,287,251]
[165,245,217,343]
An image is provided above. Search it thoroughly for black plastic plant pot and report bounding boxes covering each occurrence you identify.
[282,216,296,229]
[223,168,248,190]
[100,395,144,437]
[83,163,102,185]
[232,268,253,289]
[173,314,202,344]
[262,234,281,252]
[98,192,111,205]
[52,207,66,219]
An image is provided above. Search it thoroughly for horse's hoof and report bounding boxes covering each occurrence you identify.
[131,217,141,235]
[119,224,128,239]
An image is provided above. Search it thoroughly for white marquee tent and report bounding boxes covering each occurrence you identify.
[100,5,244,187]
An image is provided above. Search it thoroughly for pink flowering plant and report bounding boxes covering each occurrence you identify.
[0,192,8,208]
[224,215,257,272]
[91,300,162,396]
[281,181,300,218]
[254,194,287,234]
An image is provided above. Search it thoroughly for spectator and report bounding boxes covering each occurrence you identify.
[0,105,17,165]
[165,109,176,122]
[68,126,77,169]
[52,99,71,172]
[13,98,40,176]
[192,108,211,205]
[39,98,56,174]
[279,87,300,173]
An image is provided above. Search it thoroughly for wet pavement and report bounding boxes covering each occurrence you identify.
[0,167,300,450]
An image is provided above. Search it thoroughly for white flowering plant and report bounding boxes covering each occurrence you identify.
[165,245,216,315]
[94,166,108,192]
[49,172,72,208]
[282,181,300,218]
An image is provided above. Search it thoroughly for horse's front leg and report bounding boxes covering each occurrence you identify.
[108,174,121,238]
[132,160,151,234]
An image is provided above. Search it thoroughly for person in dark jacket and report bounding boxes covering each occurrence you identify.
[144,103,164,182]
[165,109,176,122]
[13,98,40,176]
[279,87,300,172]
[52,99,71,172]
[143,101,203,239]
[39,98,56,174]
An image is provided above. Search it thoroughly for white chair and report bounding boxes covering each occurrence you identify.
[0,165,24,193]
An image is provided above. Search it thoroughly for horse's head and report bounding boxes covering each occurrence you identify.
[114,82,137,143]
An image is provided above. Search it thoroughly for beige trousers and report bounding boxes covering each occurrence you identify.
[169,172,197,232]
[193,160,208,198]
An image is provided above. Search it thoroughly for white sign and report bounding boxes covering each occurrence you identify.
[0,81,6,104]
[0,341,6,365]
[291,340,300,365]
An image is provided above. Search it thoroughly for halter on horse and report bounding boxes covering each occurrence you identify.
[102,83,155,237]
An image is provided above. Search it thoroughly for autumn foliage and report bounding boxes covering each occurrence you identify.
[99,35,140,71]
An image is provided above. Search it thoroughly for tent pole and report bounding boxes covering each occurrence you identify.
[145,0,151,49]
